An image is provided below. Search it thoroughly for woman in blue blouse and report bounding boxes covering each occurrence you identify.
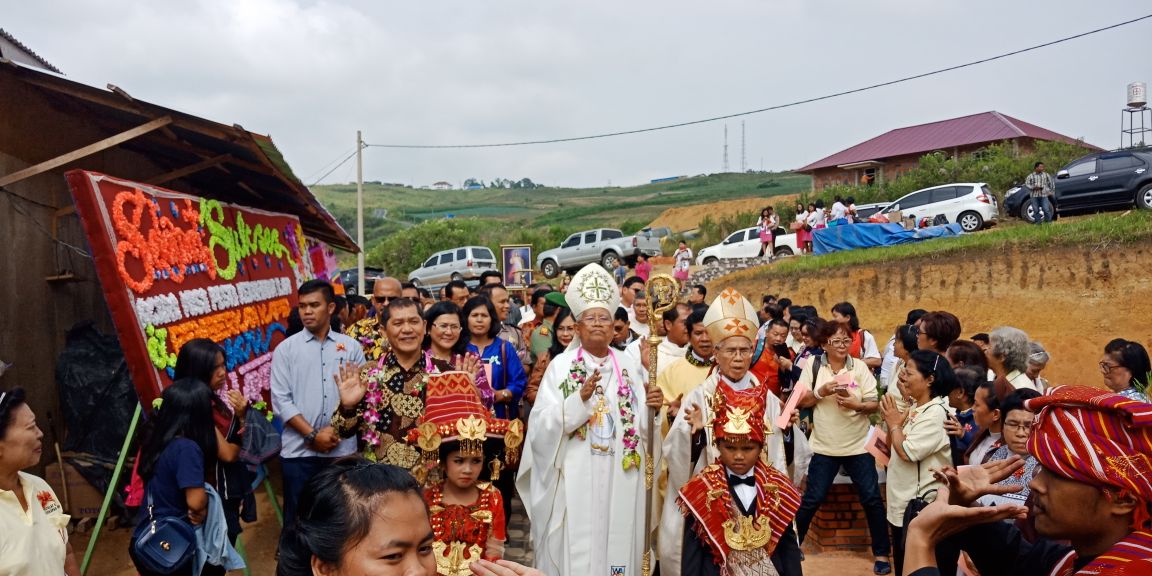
[463,296,527,420]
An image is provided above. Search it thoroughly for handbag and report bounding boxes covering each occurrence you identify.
[131,488,196,574]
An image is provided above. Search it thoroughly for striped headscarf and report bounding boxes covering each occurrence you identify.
[1026,385,1152,502]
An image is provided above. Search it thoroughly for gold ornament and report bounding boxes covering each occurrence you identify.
[433,541,483,576]
[723,515,773,551]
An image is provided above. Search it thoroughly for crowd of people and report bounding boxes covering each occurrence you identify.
[2,262,1151,576]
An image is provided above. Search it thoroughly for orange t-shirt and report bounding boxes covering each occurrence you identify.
[750,351,781,397]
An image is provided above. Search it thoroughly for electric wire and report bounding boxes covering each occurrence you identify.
[363,13,1152,150]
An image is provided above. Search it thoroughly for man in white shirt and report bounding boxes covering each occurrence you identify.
[830,195,849,221]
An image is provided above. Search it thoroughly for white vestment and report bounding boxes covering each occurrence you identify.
[658,371,808,576]
[517,347,654,576]
[624,337,687,384]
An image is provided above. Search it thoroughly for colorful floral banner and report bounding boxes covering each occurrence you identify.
[66,171,320,407]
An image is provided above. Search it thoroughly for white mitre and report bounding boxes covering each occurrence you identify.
[566,263,621,320]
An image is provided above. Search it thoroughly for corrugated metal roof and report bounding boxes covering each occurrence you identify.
[796,111,1099,172]
[0,28,61,74]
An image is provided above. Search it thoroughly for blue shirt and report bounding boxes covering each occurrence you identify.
[145,438,204,520]
[468,338,527,419]
[271,327,365,459]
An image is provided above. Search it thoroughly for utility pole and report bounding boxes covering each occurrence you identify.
[356,130,365,295]
[722,124,729,173]
[741,121,747,173]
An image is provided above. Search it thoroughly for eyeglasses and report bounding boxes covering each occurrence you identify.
[828,339,852,348]
[1099,361,1122,374]
[580,316,613,326]
[717,346,753,358]
[1003,420,1035,433]
[432,323,461,332]
[373,295,395,304]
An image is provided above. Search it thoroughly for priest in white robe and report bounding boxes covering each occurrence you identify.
[625,302,692,384]
[517,263,665,576]
[659,287,807,576]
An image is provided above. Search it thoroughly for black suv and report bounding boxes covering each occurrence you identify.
[1053,150,1152,215]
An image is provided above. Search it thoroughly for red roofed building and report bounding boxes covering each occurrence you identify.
[797,111,1100,191]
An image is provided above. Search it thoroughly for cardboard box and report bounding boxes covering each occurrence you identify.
[44,461,106,518]
[886,209,903,224]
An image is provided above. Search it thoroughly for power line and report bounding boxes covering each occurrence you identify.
[307,146,362,186]
[364,13,1152,150]
[301,146,355,184]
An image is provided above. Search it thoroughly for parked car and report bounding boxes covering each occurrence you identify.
[853,202,889,221]
[340,266,388,295]
[1003,184,1058,223]
[1053,150,1152,215]
[695,228,800,266]
[407,246,497,288]
[537,228,662,278]
[876,183,998,232]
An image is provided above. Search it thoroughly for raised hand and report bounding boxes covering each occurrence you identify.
[932,456,1025,506]
[639,339,653,372]
[580,369,601,402]
[334,359,367,410]
[645,382,663,409]
[684,402,706,434]
[459,353,483,379]
[879,394,905,429]
[470,559,545,576]
[943,415,963,437]
[904,485,1028,570]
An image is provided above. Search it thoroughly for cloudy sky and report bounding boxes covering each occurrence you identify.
[8,1,1152,188]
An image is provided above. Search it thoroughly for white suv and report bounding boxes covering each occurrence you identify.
[877,182,998,232]
[695,227,800,266]
[408,246,497,288]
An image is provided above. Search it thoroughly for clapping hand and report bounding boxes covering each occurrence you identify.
[335,359,367,410]
[879,394,905,429]
[932,456,1025,506]
[225,389,248,419]
[459,353,483,380]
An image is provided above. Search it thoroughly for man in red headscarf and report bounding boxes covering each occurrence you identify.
[902,385,1152,575]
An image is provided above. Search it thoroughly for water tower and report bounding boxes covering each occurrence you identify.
[1122,81,1151,149]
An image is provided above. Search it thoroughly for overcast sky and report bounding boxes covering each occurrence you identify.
[8,1,1152,188]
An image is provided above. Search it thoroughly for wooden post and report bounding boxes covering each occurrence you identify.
[80,403,142,575]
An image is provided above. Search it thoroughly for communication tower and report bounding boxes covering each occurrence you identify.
[723,124,729,173]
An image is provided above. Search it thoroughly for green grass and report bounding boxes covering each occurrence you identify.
[730,211,1152,282]
[312,172,811,235]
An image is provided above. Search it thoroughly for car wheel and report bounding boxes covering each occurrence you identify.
[1019,201,1037,224]
[1137,183,1152,210]
[450,272,464,282]
[773,247,794,258]
[601,252,620,271]
[541,259,559,279]
[703,256,719,267]
[958,211,983,232]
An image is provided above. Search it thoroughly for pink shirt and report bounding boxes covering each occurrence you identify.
[635,260,652,281]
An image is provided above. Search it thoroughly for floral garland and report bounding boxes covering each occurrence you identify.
[359,359,429,454]
[557,361,589,441]
[616,368,641,471]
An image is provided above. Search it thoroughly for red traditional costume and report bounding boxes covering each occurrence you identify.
[404,371,523,576]
[677,381,801,576]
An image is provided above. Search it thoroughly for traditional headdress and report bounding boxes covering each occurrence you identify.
[1026,385,1152,503]
[405,371,524,483]
[703,288,759,346]
[711,385,768,445]
[565,263,619,320]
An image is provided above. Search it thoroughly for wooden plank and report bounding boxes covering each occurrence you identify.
[0,116,174,187]
[145,153,231,185]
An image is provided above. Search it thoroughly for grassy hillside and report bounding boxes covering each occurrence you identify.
[313,172,809,236]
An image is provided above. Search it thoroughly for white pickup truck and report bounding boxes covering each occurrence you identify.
[694,226,800,266]
[537,228,663,278]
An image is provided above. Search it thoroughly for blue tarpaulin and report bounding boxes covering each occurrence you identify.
[812,223,964,255]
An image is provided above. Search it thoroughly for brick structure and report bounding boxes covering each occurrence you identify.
[805,483,888,552]
[797,111,1098,192]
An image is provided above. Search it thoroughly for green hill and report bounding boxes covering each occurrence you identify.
[311,171,811,255]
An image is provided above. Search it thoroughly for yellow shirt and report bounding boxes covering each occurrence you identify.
[0,472,70,576]
[802,357,879,457]
[885,396,952,525]
[656,355,713,437]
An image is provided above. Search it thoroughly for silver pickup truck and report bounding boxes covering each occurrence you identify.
[537,228,663,278]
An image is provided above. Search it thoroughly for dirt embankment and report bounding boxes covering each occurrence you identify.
[718,241,1152,388]
[648,195,800,232]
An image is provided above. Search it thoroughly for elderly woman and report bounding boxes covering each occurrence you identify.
[987,326,1035,399]
[524,307,575,405]
[1101,338,1151,401]
[796,320,892,575]
[1026,341,1051,391]
[0,388,79,575]
[879,350,957,576]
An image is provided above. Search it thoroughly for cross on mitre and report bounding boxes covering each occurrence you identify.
[724,320,749,335]
[580,275,614,303]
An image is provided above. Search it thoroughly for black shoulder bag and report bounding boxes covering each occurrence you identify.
[131,487,196,574]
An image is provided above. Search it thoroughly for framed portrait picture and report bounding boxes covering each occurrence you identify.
[501,245,533,288]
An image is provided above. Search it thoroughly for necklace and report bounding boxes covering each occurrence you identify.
[686,349,714,368]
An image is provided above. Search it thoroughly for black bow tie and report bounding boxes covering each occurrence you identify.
[729,474,755,487]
